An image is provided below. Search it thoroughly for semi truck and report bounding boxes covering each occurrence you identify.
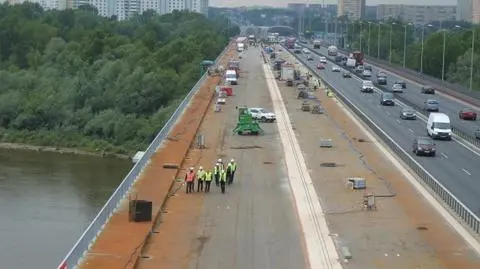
[327,45,338,56]
[236,37,248,52]
[313,39,321,49]
[351,51,364,66]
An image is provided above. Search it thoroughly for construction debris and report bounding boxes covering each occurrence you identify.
[163,163,180,169]
[311,104,324,114]
[301,101,310,111]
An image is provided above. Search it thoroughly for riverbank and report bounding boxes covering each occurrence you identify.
[0,142,130,159]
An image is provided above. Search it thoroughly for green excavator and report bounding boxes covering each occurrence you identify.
[233,106,264,135]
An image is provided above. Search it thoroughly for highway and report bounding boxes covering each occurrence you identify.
[284,47,480,216]
[302,44,480,139]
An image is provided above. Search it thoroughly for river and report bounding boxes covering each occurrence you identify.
[0,148,131,269]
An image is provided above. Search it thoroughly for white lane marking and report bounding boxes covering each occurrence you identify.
[462,168,472,176]
[263,63,342,269]
[396,119,401,123]
[385,111,391,116]
[441,153,449,159]
[408,129,414,134]
[287,48,480,256]
[306,51,480,158]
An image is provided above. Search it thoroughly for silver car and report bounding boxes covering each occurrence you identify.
[362,70,372,78]
[392,83,403,93]
[400,107,416,120]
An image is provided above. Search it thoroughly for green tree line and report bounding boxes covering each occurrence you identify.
[346,19,480,91]
[0,3,239,155]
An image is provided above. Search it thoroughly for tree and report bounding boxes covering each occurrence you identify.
[0,3,239,154]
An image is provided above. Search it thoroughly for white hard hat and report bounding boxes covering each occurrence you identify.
[231,159,235,162]
[218,158,222,162]
[189,167,194,171]
[199,166,203,170]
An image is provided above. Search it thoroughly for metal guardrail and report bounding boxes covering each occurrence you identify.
[286,47,480,235]
[333,46,480,106]
[301,45,480,148]
[56,44,230,269]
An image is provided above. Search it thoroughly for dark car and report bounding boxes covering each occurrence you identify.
[286,79,293,87]
[400,107,416,120]
[364,65,373,71]
[334,55,343,62]
[394,80,406,89]
[343,72,351,78]
[421,85,436,94]
[459,108,477,120]
[380,92,395,106]
[412,136,436,156]
[307,55,313,61]
[377,75,387,85]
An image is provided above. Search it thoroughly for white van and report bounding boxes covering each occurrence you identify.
[427,113,452,140]
[225,70,238,85]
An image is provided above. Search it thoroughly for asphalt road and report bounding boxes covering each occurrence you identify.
[188,47,306,269]
[284,47,480,216]
[303,44,480,138]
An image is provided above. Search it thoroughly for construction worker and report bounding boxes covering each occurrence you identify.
[184,167,195,194]
[217,158,224,170]
[214,163,220,187]
[226,159,237,185]
[197,166,206,192]
[204,169,213,192]
[219,168,227,194]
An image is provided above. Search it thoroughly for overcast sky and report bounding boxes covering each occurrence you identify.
[210,0,457,8]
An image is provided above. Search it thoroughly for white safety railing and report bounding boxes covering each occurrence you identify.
[56,44,230,269]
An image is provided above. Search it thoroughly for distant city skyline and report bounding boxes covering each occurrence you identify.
[210,0,456,8]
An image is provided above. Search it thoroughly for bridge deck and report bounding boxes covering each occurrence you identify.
[78,44,236,269]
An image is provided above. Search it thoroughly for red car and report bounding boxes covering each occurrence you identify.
[459,108,477,120]
[317,63,325,70]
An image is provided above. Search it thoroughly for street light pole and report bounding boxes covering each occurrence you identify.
[377,23,381,58]
[334,19,338,46]
[360,22,363,51]
[470,29,475,90]
[420,25,425,73]
[389,23,394,63]
[368,22,371,56]
[403,24,408,68]
[442,29,446,81]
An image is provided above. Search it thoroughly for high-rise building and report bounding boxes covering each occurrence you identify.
[472,0,480,23]
[337,0,365,20]
[457,0,472,22]
[376,4,456,25]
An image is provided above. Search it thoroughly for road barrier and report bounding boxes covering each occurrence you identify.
[56,44,231,269]
[301,45,480,148]
[286,47,480,235]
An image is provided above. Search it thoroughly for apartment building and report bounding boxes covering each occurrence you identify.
[377,4,456,25]
[2,0,207,20]
[337,0,365,20]
[459,0,480,23]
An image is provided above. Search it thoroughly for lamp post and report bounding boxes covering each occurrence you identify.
[470,29,475,90]
[389,22,395,63]
[368,22,371,56]
[359,22,363,51]
[403,23,412,68]
[377,23,381,58]
[442,28,446,81]
[420,24,432,73]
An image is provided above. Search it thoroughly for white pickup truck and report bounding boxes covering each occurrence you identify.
[248,107,276,122]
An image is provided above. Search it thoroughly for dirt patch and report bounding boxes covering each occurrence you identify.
[78,44,236,269]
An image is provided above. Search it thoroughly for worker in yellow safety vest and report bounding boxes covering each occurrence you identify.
[219,168,227,194]
[197,166,206,192]
[226,159,237,185]
[204,169,213,192]
[214,163,221,187]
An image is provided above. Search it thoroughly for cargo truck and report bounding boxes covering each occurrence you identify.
[313,39,321,49]
[285,37,296,49]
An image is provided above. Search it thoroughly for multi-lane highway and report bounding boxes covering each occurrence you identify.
[303,44,480,140]
[283,46,480,216]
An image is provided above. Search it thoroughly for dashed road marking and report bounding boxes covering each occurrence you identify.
[441,153,449,159]
[462,168,472,176]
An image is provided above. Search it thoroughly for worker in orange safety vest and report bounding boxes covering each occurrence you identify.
[184,167,196,194]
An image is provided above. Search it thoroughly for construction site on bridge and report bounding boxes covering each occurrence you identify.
[77,40,480,269]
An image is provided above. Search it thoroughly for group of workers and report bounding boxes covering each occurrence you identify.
[184,158,238,194]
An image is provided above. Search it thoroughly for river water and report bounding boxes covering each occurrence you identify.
[0,148,131,269]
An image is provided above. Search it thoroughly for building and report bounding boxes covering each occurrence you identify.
[2,0,208,20]
[457,0,472,22]
[337,0,365,20]
[287,3,306,13]
[376,4,456,25]
[474,0,480,23]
